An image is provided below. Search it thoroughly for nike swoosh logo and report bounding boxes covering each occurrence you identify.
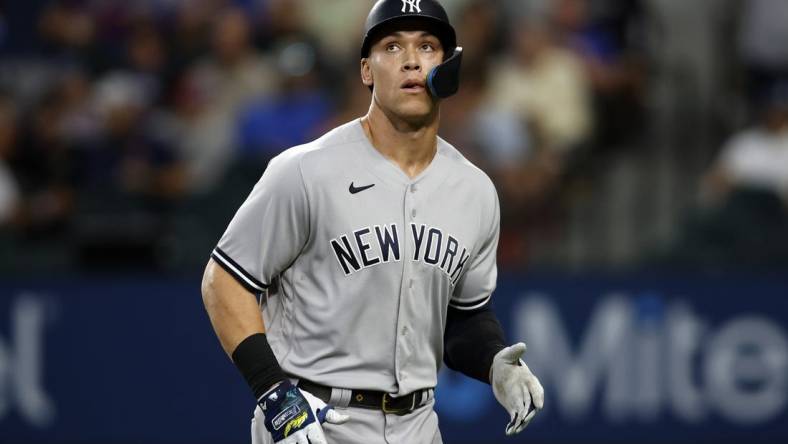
[349,182,375,194]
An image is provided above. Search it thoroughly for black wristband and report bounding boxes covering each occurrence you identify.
[231,333,287,399]
[443,305,506,384]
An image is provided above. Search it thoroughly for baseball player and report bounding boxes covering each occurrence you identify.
[201,1,544,443]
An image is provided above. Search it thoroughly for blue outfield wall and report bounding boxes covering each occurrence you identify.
[1,272,787,444]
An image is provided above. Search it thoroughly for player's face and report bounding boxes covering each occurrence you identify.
[362,29,444,123]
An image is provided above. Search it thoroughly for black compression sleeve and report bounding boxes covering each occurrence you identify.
[443,304,506,384]
[231,333,287,399]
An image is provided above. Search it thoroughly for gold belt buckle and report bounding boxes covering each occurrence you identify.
[382,392,416,415]
[382,393,405,414]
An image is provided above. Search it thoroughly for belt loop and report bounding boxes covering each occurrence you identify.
[423,388,433,405]
[329,387,352,408]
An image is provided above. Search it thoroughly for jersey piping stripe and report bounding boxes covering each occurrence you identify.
[211,247,268,293]
[448,294,491,311]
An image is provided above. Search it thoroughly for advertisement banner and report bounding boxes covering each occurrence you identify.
[1,273,786,443]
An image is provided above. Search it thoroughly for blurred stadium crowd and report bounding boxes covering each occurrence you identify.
[0,0,787,273]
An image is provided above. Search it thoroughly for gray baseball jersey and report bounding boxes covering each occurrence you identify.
[212,118,499,396]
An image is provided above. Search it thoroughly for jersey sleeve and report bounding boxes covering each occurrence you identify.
[449,184,500,311]
[211,151,310,294]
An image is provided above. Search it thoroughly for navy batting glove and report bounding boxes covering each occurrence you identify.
[259,380,317,441]
[258,380,349,444]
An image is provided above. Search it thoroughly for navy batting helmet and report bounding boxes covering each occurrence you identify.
[361,0,463,98]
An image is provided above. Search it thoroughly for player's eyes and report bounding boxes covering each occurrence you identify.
[386,43,400,52]
[421,43,435,51]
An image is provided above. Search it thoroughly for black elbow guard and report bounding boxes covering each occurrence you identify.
[443,304,506,384]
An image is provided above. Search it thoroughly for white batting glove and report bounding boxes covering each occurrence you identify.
[490,342,545,436]
[259,380,350,444]
[301,388,351,428]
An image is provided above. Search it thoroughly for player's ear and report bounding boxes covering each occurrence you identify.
[360,58,374,87]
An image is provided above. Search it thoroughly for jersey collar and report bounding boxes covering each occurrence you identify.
[351,118,450,187]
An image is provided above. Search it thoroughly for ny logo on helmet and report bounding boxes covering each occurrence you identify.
[401,0,422,13]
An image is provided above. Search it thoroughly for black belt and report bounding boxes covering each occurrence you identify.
[297,379,430,415]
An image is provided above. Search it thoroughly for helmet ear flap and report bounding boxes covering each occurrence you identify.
[427,47,462,98]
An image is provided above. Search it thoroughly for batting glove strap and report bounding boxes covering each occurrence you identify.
[259,380,317,442]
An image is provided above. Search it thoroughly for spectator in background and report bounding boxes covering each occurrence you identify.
[453,0,501,78]
[38,0,97,65]
[10,85,80,237]
[125,21,169,104]
[64,67,186,270]
[702,82,788,207]
[552,0,644,148]
[486,19,590,247]
[56,70,102,149]
[297,0,369,61]
[165,0,217,79]
[738,0,788,102]
[488,19,591,155]
[0,96,19,226]
[501,0,551,22]
[0,6,7,52]
[86,73,184,201]
[176,7,279,193]
[670,80,788,266]
[435,0,502,165]
[192,8,278,116]
[644,0,738,165]
[236,0,331,162]
[445,3,580,267]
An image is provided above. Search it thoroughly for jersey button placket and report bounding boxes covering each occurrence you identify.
[396,183,413,388]
[409,183,417,219]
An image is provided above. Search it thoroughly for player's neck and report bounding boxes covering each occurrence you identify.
[361,104,439,179]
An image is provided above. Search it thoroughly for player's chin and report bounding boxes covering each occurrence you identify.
[395,99,435,121]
